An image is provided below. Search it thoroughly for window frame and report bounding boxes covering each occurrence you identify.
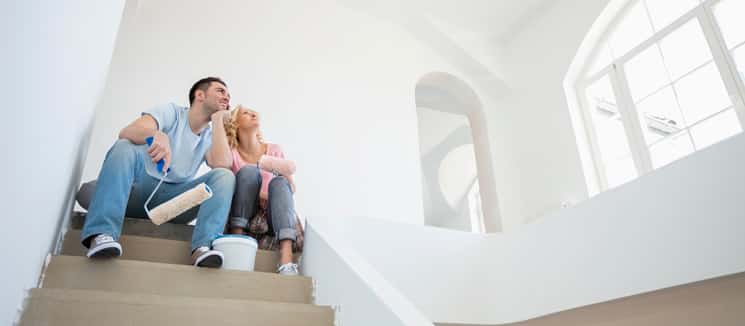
[574,0,745,193]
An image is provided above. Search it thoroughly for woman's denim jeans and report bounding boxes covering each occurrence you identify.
[229,165,297,242]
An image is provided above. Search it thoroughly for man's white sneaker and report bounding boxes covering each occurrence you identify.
[191,246,223,268]
[277,263,299,276]
[86,234,122,258]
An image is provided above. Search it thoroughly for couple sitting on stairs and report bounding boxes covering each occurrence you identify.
[76,77,303,276]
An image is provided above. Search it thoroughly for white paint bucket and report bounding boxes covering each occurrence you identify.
[212,235,258,271]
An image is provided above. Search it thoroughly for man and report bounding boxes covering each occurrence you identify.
[81,77,235,268]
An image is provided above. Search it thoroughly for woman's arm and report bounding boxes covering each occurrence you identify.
[258,155,296,176]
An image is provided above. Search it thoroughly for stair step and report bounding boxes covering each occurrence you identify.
[61,229,295,273]
[71,212,194,242]
[43,255,312,304]
[21,288,333,326]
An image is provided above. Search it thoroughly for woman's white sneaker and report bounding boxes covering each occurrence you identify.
[86,234,122,258]
[277,263,299,276]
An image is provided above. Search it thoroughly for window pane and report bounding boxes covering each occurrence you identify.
[690,109,742,150]
[659,19,712,81]
[588,42,614,75]
[649,131,694,168]
[606,155,637,188]
[674,63,732,124]
[635,87,685,145]
[609,1,654,57]
[586,77,633,164]
[625,45,669,101]
[732,44,745,82]
[712,0,745,50]
[644,0,698,32]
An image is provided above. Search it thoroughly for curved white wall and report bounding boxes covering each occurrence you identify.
[311,133,745,324]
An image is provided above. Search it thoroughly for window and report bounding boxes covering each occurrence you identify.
[577,0,745,191]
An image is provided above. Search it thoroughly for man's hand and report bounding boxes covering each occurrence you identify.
[147,131,172,172]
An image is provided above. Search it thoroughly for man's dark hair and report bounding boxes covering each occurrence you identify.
[188,77,227,105]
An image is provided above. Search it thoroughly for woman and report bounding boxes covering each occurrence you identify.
[224,105,302,276]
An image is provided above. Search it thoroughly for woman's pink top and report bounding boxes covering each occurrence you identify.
[230,143,288,201]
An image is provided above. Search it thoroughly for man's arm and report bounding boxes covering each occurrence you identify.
[119,115,158,144]
[205,111,232,169]
[119,115,172,171]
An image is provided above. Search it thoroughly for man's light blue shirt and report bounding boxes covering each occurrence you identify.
[142,103,212,183]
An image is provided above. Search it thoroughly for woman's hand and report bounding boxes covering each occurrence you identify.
[286,175,297,193]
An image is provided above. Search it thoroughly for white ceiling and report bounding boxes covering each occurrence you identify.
[339,0,559,45]
[337,0,559,94]
[405,0,559,44]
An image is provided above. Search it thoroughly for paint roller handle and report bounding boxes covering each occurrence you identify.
[146,136,171,174]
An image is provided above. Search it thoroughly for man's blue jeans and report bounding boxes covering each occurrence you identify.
[81,139,235,251]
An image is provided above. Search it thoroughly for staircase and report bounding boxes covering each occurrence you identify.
[19,213,335,326]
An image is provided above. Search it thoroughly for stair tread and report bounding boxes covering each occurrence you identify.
[71,212,193,241]
[43,255,312,304]
[62,229,298,273]
[22,288,333,326]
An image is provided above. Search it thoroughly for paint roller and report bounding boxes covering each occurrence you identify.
[143,136,213,225]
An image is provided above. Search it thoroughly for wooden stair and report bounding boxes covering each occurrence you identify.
[20,214,333,325]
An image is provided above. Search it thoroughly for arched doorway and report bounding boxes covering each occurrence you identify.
[415,72,501,232]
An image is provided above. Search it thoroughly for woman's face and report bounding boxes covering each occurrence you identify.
[236,107,260,130]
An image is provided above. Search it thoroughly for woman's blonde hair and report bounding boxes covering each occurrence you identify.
[224,104,264,149]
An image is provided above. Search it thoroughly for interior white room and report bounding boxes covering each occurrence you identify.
[3,0,744,325]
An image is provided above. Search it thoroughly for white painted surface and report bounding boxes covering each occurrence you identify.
[416,72,502,232]
[310,132,745,323]
[495,0,614,224]
[417,107,479,232]
[0,1,124,324]
[303,219,434,326]
[78,0,525,226]
[77,0,557,232]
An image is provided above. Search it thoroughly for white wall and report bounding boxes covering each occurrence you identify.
[0,1,124,324]
[417,107,479,231]
[78,0,519,226]
[495,0,613,224]
[313,132,745,323]
[303,220,434,326]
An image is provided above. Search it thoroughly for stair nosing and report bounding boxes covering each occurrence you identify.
[61,229,301,273]
[30,287,329,311]
[48,254,310,280]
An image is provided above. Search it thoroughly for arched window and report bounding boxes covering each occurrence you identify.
[575,0,745,191]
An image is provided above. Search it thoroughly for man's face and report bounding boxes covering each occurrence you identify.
[200,82,230,112]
